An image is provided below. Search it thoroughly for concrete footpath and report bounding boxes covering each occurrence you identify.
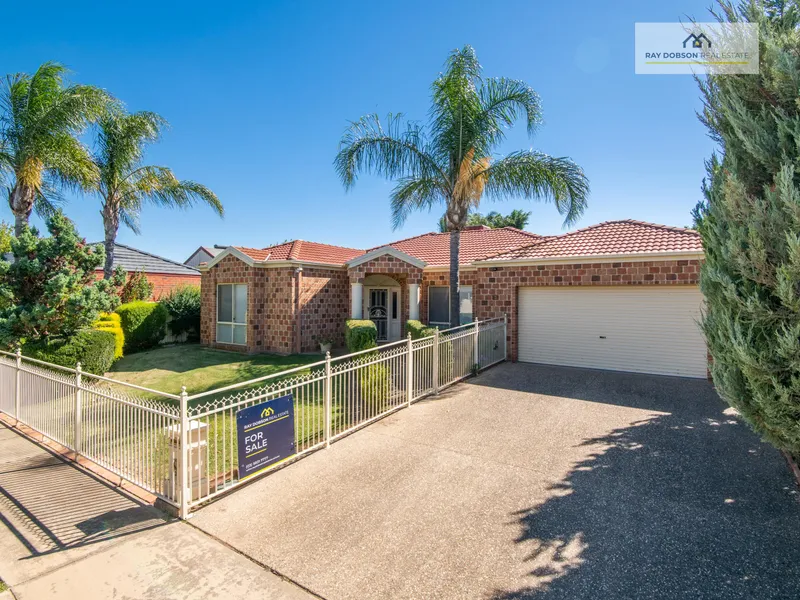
[0,422,314,600]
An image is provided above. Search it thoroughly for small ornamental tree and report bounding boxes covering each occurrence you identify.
[0,211,125,346]
[695,0,800,458]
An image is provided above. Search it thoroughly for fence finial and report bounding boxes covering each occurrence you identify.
[15,346,21,358]
[325,351,331,360]
[76,361,82,372]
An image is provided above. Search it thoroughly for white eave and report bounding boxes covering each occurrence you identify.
[346,246,427,269]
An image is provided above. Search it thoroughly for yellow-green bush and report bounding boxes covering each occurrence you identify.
[94,313,124,359]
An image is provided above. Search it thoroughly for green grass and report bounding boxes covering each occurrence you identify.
[108,344,324,399]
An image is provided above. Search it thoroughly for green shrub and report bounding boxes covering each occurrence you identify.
[161,285,201,341]
[24,329,117,375]
[95,312,121,326]
[116,301,168,352]
[344,320,377,352]
[406,320,437,340]
[120,270,154,303]
[93,312,124,358]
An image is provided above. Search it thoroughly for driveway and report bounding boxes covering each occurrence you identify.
[192,363,800,599]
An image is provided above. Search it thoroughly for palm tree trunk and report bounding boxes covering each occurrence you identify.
[102,202,120,279]
[449,229,460,329]
[9,184,35,236]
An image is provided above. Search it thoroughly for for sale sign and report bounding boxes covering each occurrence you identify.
[236,394,295,480]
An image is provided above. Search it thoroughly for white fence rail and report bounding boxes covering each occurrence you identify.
[0,317,506,517]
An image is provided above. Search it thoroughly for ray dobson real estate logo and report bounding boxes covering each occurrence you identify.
[635,22,759,75]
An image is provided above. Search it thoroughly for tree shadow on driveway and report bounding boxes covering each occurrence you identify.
[474,366,800,599]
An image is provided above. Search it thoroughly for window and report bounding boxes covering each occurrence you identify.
[429,285,473,326]
[217,284,247,345]
[459,286,473,325]
[429,286,450,325]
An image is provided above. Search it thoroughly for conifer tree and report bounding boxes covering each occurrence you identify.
[695,0,800,457]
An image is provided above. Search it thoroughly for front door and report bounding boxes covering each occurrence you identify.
[368,289,389,341]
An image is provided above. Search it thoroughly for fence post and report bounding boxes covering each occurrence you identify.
[14,347,21,421]
[324,351,332,448]
[432,328,440,396]
[406,333,413,407]
[503,314,508,361]
[74,362,82,456]
[178,386,190,520]
[473,319,480,370]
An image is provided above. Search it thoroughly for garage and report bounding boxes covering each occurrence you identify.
[517,286,707,378]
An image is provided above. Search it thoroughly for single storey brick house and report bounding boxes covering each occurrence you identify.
[95,243,202,300]
[199,220,706,378]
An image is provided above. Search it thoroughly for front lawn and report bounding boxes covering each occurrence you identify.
[108,344,324,398]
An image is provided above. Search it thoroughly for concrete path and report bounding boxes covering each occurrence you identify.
[0,422,313,600]
[192,363,800,599]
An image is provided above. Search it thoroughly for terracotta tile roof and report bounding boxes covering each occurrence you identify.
[234,241,364,265]
[375,227,544,267]
[481,220,702,262]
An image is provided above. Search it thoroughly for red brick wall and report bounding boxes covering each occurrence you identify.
[299,268,349,352]
[94,271,201,301]
[200,257,348,354]
[473,259,701,361]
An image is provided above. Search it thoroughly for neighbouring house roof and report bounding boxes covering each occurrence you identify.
[233,240,364,266]
[95,243,201,276]
[376,226,544,267]
[185,245,224,262]
[479,220,702,262]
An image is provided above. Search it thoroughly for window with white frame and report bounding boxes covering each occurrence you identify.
[217,284,247,345]
[428,285,473,326]
[459,286,473,325]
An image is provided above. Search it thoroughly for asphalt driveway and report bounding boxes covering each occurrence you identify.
[191,363,800,599]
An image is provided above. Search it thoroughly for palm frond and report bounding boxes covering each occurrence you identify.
[390,175,445,230]
[42,132,98,191]
[481,151,589,226]
[119,206,142,235]
[335,113,447,190]
[123,166,222,215]
[477,78,542,143]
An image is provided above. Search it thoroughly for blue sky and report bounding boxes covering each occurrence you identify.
[1,0,716,263]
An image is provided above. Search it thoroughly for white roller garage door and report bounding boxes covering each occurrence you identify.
[518,286,707,378]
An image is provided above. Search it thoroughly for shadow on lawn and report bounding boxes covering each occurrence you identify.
[470,365,800,599]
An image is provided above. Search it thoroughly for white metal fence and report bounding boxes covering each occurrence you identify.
[0,317,506,518]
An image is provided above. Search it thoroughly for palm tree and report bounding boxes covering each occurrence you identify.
[92,107,223,278]
[336,45,589,328]
[0,62,109,235]
[437,208,531,232]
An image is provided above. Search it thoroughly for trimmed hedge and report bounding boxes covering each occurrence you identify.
[406,320,437,340]
[345,320,377,352]
[24,329,117,375]
[116,301,168,353]
[94,313,124,359]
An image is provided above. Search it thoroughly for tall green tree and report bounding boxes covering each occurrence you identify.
[336,46,588,327]
[695,0,800,458]
[0,62,109,235]
[437,209,531,232]
[92,107,223,278]
[0,211,124,345]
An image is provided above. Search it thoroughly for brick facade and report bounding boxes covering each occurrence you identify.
[472,259,702,361]
[299,268,349,351]
[200,252,703,360]
[200,256,348,354]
